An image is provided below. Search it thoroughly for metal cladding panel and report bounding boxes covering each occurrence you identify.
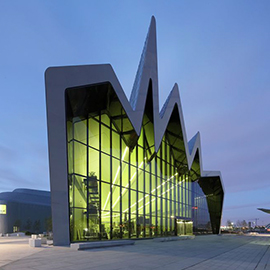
[199,172,224,234]
[45,16,224,245]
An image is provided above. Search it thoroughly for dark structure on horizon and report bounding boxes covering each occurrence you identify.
[45,17,224,246]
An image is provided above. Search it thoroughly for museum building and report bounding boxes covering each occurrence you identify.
[0,189,51,234]
[45,17,224,246]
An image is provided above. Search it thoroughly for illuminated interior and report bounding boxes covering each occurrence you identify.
[0,204,6,215]
[66,83,212,242]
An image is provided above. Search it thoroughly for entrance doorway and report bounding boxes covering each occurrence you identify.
[176,219,193,235]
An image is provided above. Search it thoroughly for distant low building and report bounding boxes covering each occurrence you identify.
[0,189,51,234]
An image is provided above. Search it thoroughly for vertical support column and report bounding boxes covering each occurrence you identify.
[86,118,89,231]
[154,156,158,236]
[110,119,113,240]
[160,145,163,235]
[169,149,172,233]
[164,142,167,235]
[143,131,146,238]
[149,160,152,237]
[128,150,131,238]
[136,145,139,238]
[179,174,181,217]
[98,113,102,240]
[70,120,75,242]
[119,135,122,238]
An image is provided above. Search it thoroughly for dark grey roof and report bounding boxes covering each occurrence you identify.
[0,188,51,206]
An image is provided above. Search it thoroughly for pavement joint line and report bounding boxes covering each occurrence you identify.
[254,245,270,270]
[180,240,254,270]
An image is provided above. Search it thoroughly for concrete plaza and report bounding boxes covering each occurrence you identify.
[0,234,270,270]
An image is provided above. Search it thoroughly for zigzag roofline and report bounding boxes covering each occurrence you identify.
[45,16,222,184]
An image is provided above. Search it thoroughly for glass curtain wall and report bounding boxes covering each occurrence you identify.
[67,112,193,242]
[192,182,212,234]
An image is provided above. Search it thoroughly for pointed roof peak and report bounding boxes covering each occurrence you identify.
[130,17,158,110]
[188,132,200,155]
[147,16,157,49]
[150,16,156,30]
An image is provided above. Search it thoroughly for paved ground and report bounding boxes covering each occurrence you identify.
[1,234,270,270]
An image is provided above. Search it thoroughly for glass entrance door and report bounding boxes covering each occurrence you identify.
[176,219,193,235]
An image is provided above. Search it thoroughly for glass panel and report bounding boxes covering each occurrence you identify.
[74,141,86,176]
[86,213,100,240]
[145,193,150,216]
[130,190,137,215]
[101,124,110,155]
[112,212,121,239]
[130,214,137,238]
[73,175,87,209]
[157,196,161,218]
[101,113,110,127]
[145,172,150,194]
[156,158,161,178]
[138,169,144,192]
[101,153,110,183]
[157,216,162,236]
[89,118,99,150]
[138,192,144,216]
[112,158,120,186]
[122,211,130,239]
[151,215,156,236]
[101,211,110,239]
[122,185,129,214]
[122,162,129,188]
[130,146,137,167]
[138,128,143,147]
[145,158,150,173]
[67,120,73,142]
[121,140,129,161]
[74,119,87,143]
[130,166,137,190]
[163,198,166,220]
[101,182,110,211]
[89,147,99,179]
[68,141,74,174]
[145,215,150,237]
[137,215,144,238]
[71,207,87,242]
[112,131,120,159]
[112,185,120,212]
[157,177,162,197]
[138,146,144,166]
[151,196,156,217]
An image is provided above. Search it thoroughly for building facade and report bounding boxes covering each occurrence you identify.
[45,17,224,246]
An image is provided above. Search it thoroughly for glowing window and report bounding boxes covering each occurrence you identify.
[0,204,6,215]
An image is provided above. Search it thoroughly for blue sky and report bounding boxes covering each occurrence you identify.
[0,1,270,226]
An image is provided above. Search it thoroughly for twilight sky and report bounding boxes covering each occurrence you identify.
[0,1,269,226]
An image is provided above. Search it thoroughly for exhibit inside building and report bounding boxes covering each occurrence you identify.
[45,17,224,246]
